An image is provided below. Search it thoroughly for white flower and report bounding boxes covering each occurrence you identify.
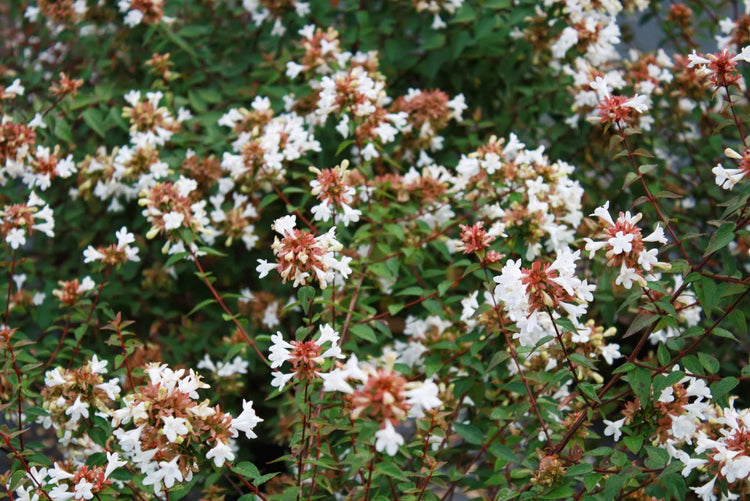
[623,94,650,113]
[89,354,108,374]
[105,451,127,479]
[6,228,26,249]
[79,276,96,292]
[65,396,90,423]
[374,420,404,456]
[45,368,67,387]
[116,226,136,248]
[690,475,717,501]
[74,479,94,500]
[83,246,105,263]
[271,371,294,389]
[163,211,185,230]
[231,399,263,439]
[48,484,73,500]
[161,416,189,443]
[256,259,278,278]
[361,143,379,161]
[268,331,294,368]
[320,368,354,394]
[615,263,641,289]
[643,224,668,244]
[608,231,633,254]
[658,386,675,403]
[5,79,25,96]
[405,379,442,418]
[159,456,184,489]
[599,343,622,365]
[712,163,745,190]
[603,417,625,441]
[206,439,235,467]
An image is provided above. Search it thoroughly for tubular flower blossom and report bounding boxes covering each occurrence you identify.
[0,191,54,249]
[40,356,120,436]
[584,201,670,289]
[256,215,351,288]
[713,146,750,190]
[493,248,595,347]
[112,363,261,496]
[309,159,362,226]
[268,324,345,390]
[687,46,750,88]
[138,178,212,245]
[83,226,140,266]
[320,352,443,456]
[590,75,651,126]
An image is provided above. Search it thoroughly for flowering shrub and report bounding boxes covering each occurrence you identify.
[2,0,750,499]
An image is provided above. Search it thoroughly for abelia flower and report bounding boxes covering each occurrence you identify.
[40,357,120,434]
[309,159,362,226]
[111,363,261,494]
[584,202,670,289]
[493,248,594,347]
[374,420,404,456]
[83,226,140,266]
[269,324,345,389]
[712,146,750,190]
[319,352,442,457]
[51,276,96,307]
[687,46,750,88]
[257,215,350,288]
[1,192,55,250]
[138,180,212,245]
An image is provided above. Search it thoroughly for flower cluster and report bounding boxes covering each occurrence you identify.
[242,0,310,37]
[453,134,584,259]
[138,178,211,244]
[83,226,140,267]
[13,453,127,501]
[112,363,262,494]
[41,356,121,442]
[323,352,443,456]
[584,202,670,289]
[309,159,362,226]
[51,276,96,307]
[256,215,351,288]
[0,191,55,250]
[410,0,464,30]
[268,324,344,389]
[493,248,596,348]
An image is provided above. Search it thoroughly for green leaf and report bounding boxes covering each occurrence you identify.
[704,223,736,256]
[197,246,227,257]
[453,422,484,445]
[233,461,261,480]
[623,434,643,453]
[698,352,720,374]
[629,366,651,405]
[187,298,215,317]
[375,462,408,481]
[297,286,316,314]
[164,251,189,267]
[555,317,576,333]
[54,117,74,144]
[578,382,601,403]
[710,376,739,402]
[623,312,659,338]
[604,472,627,500]
[387,303,404,316]
[540,486,575,499]
[82,108,106,138]
[350,324,377,343]
[644,446,669,468]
